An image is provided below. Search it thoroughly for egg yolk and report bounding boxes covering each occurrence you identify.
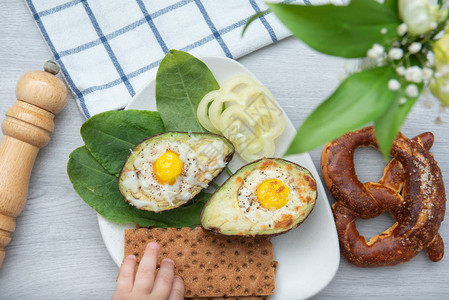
[153,150,183,185]
[256,178,290,209]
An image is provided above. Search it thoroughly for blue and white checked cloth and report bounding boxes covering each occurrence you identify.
[25,0,322,118]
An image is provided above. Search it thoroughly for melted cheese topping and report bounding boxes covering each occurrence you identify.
[120,137,225,211]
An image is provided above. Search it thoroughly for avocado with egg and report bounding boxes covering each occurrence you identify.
[118,132,234,212]
[201,157,317,236]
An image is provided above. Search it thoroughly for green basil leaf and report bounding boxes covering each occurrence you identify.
[285,66,398,155]
[374,84,422,159]
[267,0,400,58]
[156,50,220,132]
[81,110,165,176]
[67,146,209,228]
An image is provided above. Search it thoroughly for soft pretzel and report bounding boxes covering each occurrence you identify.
[321,126,446,267]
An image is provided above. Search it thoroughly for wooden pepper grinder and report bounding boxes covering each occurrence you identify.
[0,61,68,267]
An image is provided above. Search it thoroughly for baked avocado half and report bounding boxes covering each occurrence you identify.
[201,157,317,236]
[118,132,234,212]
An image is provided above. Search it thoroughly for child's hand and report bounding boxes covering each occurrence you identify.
[112,242,184,300]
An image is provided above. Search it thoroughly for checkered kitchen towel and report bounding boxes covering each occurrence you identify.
[25,0,328,118]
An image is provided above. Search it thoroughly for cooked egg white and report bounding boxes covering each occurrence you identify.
[119,133,231,212]
[201,158,317,236]
[237,168,306,225]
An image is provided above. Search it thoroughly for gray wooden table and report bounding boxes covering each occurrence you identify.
[0,1,448,299]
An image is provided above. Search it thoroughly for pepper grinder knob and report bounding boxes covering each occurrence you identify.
[0,60,68,268]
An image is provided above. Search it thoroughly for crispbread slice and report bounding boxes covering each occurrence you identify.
[190,297,268,300]
[123,227,276,298]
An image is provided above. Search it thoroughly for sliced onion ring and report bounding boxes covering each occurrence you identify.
[238,85,276,107]
[245,106,286,139]
[237,138,276,162]
[221,75,258,94]
[196,75,286,162]
[197,90,222,133]
[245,135,264,154]
[208,93,241,131]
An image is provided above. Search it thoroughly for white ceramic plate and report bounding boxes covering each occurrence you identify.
[98,57,340,299]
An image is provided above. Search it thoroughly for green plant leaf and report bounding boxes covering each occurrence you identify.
[267,0,400,58]
[80,110,166,176]
[156,50,220,132]
[241,10,270,37]
[67,146,209,228]
[285,66,398,155]
[374,85,422,159]
[383,0,398,15]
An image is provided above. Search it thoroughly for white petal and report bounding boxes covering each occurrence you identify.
[388,79,401,91]
[422,67,434,80]
[396,66,406,75]
[408,42,422,53]
[388,48,404,60]
[397,23,408,36]
[405,84,419,97]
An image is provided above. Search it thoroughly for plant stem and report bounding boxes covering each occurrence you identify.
[415,53,426,67]
[225,166,233,176]
[210,181,219,189]
[404,53,411,68]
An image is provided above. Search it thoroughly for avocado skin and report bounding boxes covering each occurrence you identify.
[118,131,235,212]
[200,157,317,237]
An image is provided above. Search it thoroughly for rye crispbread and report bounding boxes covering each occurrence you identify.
[189,297,267,300]
[123,227,276,298]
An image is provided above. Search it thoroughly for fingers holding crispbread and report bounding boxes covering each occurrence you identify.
[123,227,277,298]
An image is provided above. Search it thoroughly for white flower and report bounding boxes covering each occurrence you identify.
[398,0,447,35]
[399,97,407,105]
[388,79,401,91]
[406,84,419,97]
[408,42,422,53]
[405,66,423,83]
[367,44,385,59]
[388,48,404,60]
[422,67,434,80]
[397,23,408,36]
[396,66,406,76]
[381,28,388,35]
[367,49,377,59]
